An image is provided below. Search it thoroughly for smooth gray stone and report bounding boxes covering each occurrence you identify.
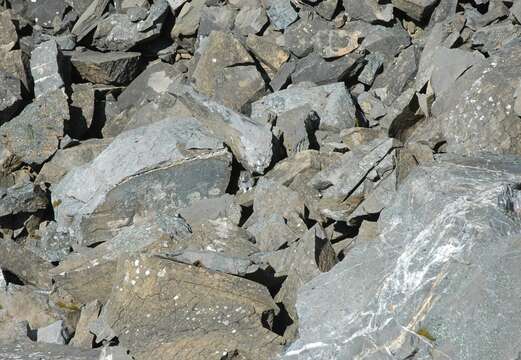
[251,82,356,131]
[283,154,521,359]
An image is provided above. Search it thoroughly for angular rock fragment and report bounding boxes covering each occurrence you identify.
[0,49,29,92]
[170,0,205,38]
[252,82,356,131]
[0,71,22,124]
[0,89,68,165]
[53,118,231,246]
[70,300,101,348]
[343,0,394,23]
[235,5,268,35]
[284,154,521,359]
[199,5,236,36]
[266,0,298,30]
[292,52,364,85]
[71,0,111,41]
[310,138,400,198]
[0,181,48,217]
[37,320,68,345]
[92,254,283,359]
[192,31,263,111]
[314,29,361,59]
[246,34,289,74]
[171,85,274,174]
[0,342,99,360]
[391,0,438,21]
[30,40,65,98]
[71,50,141,86]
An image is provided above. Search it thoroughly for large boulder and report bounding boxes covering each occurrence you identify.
[52,118,231,246]
[283,154,521,359]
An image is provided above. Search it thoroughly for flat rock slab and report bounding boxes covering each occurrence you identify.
[284,154,521,359]
[93,254,283,360]
[30,40,64,98]
[71,50,141,85]
[251,83,356,131]
[52,118,231,246]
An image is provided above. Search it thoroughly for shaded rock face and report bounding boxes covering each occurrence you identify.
[283,154,521,359]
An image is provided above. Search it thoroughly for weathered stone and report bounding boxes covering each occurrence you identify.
[26,221,72,263]
[343,0,394,23]
[357,92,387,124]
[235,5,268,35]
[315,0,339,20]
[37,320,68,345]
[192,31,263,110]
[391,0,438,21]
[70,300,101,348]
[0,11,17,51]
[0,181,48,218]
[340,127,386,150]
[71,50,142,86]
[248,213,300,251]
[275,224,337,339]
[0,49,29,92]
[471,22,521,55]
[171,0,205,38]
[36,139,111,187]
[0,89,68,165]
[71,0,111,41]
[292,52,365,85]
[266,0,298,30]
[0,70,22,124]
[171,85,274,174]
[0,341,99,359]
[53,118,231,246]
[354,21,411,63]
[283,154,521,359]
[314,29,361,59]
[69,83,95,138]
[30,40,65,98]
[283,13,329,58]
[92,254,283,359]
[93,10,165,51]
[198,5,236,36]
[310,138,400,198]
[358,52,384,86]
[178,194,242,228]
[246,34,289,73]
[0,239,53,288]
[252,82,357,131]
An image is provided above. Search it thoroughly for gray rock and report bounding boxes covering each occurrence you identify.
[0,11,17,52]
[69,83,95,139]
[246,34,290,74]
[0,181,48,218]
[170,0,205,38]
[248,213,300,251]
[283,154,521,360]
[275,224,337,339]
[354,21,411,64]
[273,105,319,155]
[314,29,362,59]
[235,5,268,35]
[0,89,68,166]
[283,13,329,58]
[391,0,438,21]
[199,5,236,36]
[117,61,183,111]
[171,85,274,174]
[343,0,394,23]
[192,31,263,111]
[358,52,384,86]
[315,0,339,20]
[178,194,242,228]
[252,82,357,131]
[36,139,111,187]
[0,49,29,93]
[70,300,100,348]
[71,0,111,41]
[92,254,283,359]
[0,342,99,360]
[310,138,400,198]
[27,221,72,263]
[71,50,142,86]
[357,92,387,123]
[52,118,231,246]
[30,40,65,98]
[92,10,165,51]
[472,22,521,54]
[37,320,68,345]
[162,250,258,276]
[266,0,298,30]
[0,70,22,125]
[292,52,365,85]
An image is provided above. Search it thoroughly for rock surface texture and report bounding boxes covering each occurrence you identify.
[0,0,520,359]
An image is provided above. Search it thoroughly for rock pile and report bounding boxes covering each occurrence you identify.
[0,0,520,359]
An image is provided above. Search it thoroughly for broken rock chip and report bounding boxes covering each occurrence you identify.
[252,82,356,131]
[314,29,361,59]
[284,154,521,359]
[0,89,68,165]
[0,341,99,360]
[53,117,231,246]
[0,10,17,51]
[343,0,394,23]
[171,85,274,174]
[391,0,438,21]
[266,0,298,30]
[71,49,141,86]
[0,70,22,124]
[0,180,48,217]
[93,254,283,360]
